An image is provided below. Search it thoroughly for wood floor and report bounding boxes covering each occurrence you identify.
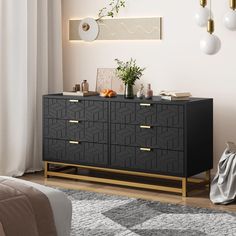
[20,171,236,212]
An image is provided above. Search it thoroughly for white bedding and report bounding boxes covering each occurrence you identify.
[0,176,72,236]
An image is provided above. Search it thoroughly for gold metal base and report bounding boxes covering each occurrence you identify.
[44,161,211,197]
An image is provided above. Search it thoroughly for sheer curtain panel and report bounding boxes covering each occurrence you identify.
[0,0,63,176]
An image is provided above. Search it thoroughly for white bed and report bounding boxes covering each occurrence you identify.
[0,176,72,236]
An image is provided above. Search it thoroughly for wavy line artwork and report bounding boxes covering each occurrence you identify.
[100,22,159,35]
[69,17,162,41]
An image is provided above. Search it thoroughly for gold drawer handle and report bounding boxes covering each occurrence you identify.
[69,120,79,124]
[140,103,151,107]
[69,99,79,103]
[69,141,80,145]
[140,148,152,152]
[140,125,151,129]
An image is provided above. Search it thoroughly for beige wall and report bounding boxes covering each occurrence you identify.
[62,0,236,174]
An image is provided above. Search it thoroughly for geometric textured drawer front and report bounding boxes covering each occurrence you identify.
[136,126,184,151]
[156,104,184,128]
[44,98,67,119]
[66,100,84,120]
[111,124,135,146]
[44,119,67,139]
[66,142,108,166]
[43,139,66,162]
[44,119,84,140]
[83,143,108,165]
[66,141,85,163]
[110,145,184,176]
[111,102,184,127]
[44,119,108,143]
[85,122,108,143]
[111,124,184,151]
[43,98,84,120]
[136,103,157,125]
[85,101,108,122]
[111,102,136,123]
[44,138,108,166]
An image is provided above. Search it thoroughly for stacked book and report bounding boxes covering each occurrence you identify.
[160,91,192,101]
[62,91,99,97]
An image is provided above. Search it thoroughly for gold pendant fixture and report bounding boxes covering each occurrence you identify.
[200,0,207,8]
[207,18,214,34]
[230,0,236,10]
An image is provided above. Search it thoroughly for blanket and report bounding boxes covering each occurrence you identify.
[210,142,236,204]
[0,177,57,236]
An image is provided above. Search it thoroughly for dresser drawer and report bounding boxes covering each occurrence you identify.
[84,122,108,143]
[43,139,66,162]
[66,99,85,120]
[43,98,85,119]
[44,98,67,119]
[44,119,108,143]
[110,145,184,176]
[66,141,108,166]
[85,100,108,122]
[44,138,108,166]
[111,102,184,127]
[111,124,184,151]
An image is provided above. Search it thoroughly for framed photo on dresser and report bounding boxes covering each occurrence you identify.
[96,68,124,94]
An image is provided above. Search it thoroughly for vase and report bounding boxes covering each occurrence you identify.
[124,84,134,99]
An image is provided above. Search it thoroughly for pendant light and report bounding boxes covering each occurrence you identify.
[200,0,221,55]
[224,0,236,30]
[195,0,210,27]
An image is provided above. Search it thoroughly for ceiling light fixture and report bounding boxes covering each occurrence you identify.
[224,0,236,30]
[195,0,210,27]
[200,0,221,55]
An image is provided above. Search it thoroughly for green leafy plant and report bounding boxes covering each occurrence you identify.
[97,0,126,21]
[115,58,145,85]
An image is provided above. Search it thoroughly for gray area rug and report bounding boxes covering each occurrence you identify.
[61,189,236,236]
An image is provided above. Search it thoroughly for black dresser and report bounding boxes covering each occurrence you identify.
[43,94,213,197]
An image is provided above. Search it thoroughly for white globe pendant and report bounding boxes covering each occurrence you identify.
[195,7,210,27]
[200,33,221,55]
[224,9,236,30]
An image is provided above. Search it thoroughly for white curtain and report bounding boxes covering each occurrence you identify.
[0,0,63,176]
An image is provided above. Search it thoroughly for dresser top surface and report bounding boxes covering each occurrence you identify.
[44,94,213,104]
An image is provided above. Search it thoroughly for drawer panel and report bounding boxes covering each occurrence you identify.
[110,145,184,176]
[111,102,184,127]
[84,122,108,143]
[85,100,108,122]
[111,102,136,123]
[136,102,157,125]
[66,142,108,166]
[44,119,108,143]
[66,99,85,120]
[44,98,67,119]
[155,104,184,128]
[43,138,108,166]
[43,98,84,120]
[111,124,184,151]
[43,139,66,162]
